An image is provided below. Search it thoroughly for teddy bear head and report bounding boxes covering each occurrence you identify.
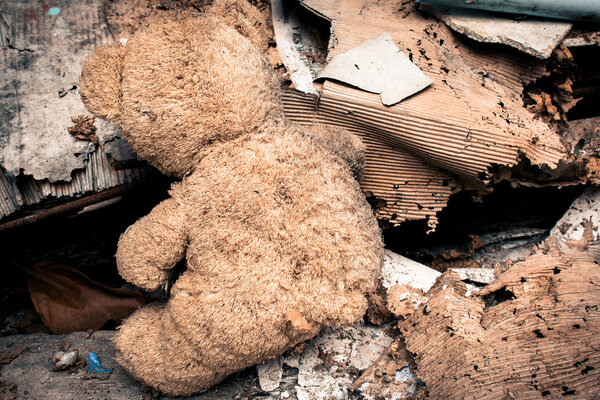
[79,1,282,178]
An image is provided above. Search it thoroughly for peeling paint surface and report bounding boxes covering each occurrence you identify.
[0,0,118,182]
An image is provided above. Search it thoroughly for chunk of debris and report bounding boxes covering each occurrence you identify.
[67,115,98,145]
[420,4,572,59]
[399,245,600,399]
[295,325,394,400]
[380,249,492,318]
[350,337,424,400]
[51,349,79,371]
[257,357,283,392]
[317,32,433,106]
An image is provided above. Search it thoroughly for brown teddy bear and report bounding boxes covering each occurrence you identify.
[79,0,383,395]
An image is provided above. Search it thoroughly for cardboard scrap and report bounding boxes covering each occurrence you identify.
[0,0,147,222]
[281,0,573,229]
[399,245,600,399]
[271,0,322,95]
[317,32,433,106]
[421,5,572,59]
[0,0,122,182]
[386,284,427,319]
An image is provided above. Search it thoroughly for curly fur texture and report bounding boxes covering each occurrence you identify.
[80,0,383,395]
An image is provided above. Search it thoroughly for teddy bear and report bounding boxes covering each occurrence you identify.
[79,0,383,395]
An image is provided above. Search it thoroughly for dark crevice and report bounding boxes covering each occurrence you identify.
[482,287,516,309]
[533,329,545,338]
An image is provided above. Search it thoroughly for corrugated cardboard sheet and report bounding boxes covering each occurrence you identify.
[280,0,570,230]
[0,0,146,221]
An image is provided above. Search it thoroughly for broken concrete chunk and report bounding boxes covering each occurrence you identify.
[400,246,600,399]
[350,337,423,400]
[257,356,283,392]
[317,32,433,106]
[421,5,572,59]
[549,185,600,248]
[381,249,441,292]
[296,325,394,400]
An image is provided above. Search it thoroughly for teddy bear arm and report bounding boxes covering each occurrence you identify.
[304,124,366,181]
[116,197,188,291]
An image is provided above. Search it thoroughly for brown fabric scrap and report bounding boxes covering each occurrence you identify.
[22,261,146,334]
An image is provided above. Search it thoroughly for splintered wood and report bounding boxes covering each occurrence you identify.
[281,0,571,229]
[399,246,600,399]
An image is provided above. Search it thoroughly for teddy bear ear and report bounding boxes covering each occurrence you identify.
[79,45,126,123]
[207,0,270,50]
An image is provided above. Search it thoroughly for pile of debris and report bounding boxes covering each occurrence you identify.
[251,186,600,399]
[1,0,599,399]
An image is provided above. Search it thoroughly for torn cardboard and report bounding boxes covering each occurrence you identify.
[317,32,433,105]
[281,0,572,230]
[420,5,572,59]
[399,245,600,399]
[0,0,117,181]
[271,0,323,95]
[0,0,146,222]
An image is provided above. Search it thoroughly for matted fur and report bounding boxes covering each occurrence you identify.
[80,0,383,395]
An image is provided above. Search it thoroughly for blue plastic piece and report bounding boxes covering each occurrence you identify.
[86,352,111,379]
[417,0,600,22]
[48,7,60,16]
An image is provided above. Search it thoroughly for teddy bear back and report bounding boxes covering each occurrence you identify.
[169,125,383,322]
